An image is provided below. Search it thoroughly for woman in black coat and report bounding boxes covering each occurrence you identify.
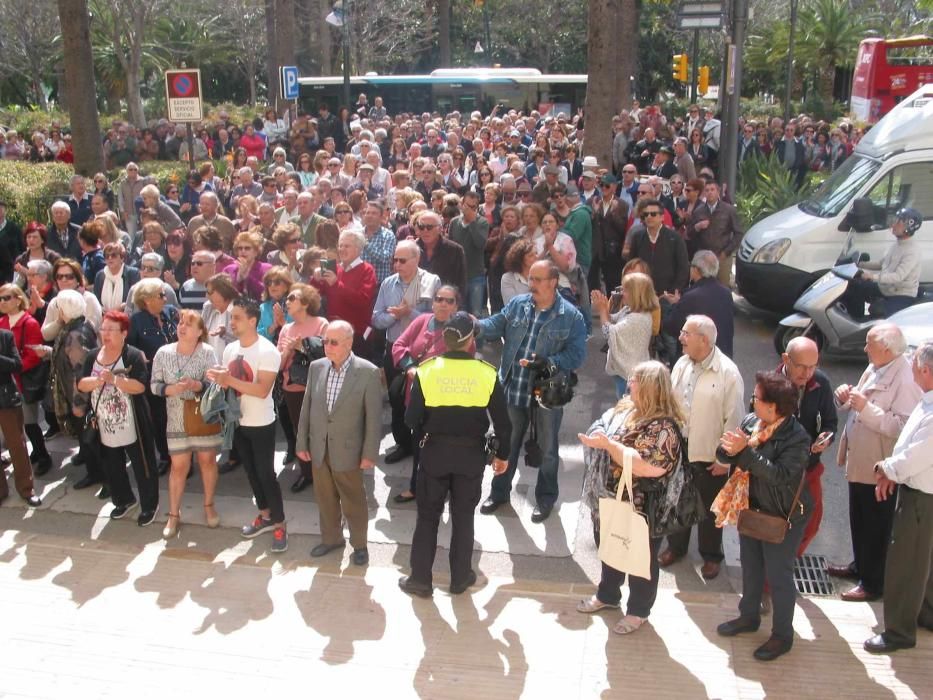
[715,370,812,662]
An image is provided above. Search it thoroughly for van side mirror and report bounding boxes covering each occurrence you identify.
[844,198,877,233]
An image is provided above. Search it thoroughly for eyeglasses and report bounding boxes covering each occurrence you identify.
[286,293,302,302]
[433,295,456,304]
[322,338,344,346]
[105,252,122,259]
[416,223,438,231]
[141,266,160,273]
[0,295,13,302]
[158,292,167,299]
[55,273,76,281]
[392,257,411,264]
[191,260,211,267]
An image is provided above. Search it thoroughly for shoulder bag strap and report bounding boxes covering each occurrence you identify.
[785,470,807,524]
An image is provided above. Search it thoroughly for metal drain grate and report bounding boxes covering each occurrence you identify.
[794,554,834,596]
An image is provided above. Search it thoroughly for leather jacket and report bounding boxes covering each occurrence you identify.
[718,413,812,524]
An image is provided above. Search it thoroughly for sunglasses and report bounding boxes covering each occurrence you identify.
[0,295,14,302]
[643,211,662,217]
[637,191,652,196]
[416,223,438,231]
[392,257,410,264]
[322,338,343,346]
[335,210,352,215]
[105,252,122,259]
[191,260,211,267]
[55,273,76,281]
[286,293,302,302]
[141,266,160,273]
[433,295,456,304]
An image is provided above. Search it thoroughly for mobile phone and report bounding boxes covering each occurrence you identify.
[814,431,834,447]
[321,258,337,274]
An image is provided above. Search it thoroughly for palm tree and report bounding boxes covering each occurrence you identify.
[583,0,617,166]
[796,0,876,105]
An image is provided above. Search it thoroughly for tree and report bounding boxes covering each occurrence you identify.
[583,0,616,167]
[216,0,266,106]
[90,0,169,127]
[57,0,103,174]
[0,0,60,110]
[438,0,451,67]
[615,0,639,113]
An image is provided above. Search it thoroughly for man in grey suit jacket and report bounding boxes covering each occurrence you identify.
[296,320,383,566]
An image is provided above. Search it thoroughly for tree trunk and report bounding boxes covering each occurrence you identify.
[319,0,333,74]
[57,0,104,175]
[818,64,834,109]
[293,0,314,73]
[437,0,451,67]
[126,57,146,126]
[264,0,278,104]
[615,0,638,113]
[583,0,616,168]
[276,0,296,110]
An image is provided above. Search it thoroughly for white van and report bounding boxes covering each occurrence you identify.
[736,83,933,314]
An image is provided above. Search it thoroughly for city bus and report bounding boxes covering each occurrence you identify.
[850,36,933,123]
[297,67,588,116]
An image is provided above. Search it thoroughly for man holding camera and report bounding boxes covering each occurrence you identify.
[400,312,511,597]
[476,260,586,523]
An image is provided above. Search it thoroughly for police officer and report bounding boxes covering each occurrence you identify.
[399,311,511,598]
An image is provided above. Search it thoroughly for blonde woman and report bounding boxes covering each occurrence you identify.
[151,310,224,537]
[578,361,686,635]
[591,272,659,398]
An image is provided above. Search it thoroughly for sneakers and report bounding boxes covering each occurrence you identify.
[270,527,288,554]
[137,507,159,527]
[241,515,276,539]
[110,501,139,520]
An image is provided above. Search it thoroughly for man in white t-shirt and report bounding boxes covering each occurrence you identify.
[207,298,286,553]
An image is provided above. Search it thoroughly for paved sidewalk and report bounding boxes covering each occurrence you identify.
[0,524,929,700]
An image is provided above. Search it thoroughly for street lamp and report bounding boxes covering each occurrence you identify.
[326,1,351,108]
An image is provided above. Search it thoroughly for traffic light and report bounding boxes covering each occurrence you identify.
[672,54,689,83]
[698,66,710,95]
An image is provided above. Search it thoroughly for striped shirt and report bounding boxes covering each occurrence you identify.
[326,355,353,413]
[361,226,397,285]
[506,308,551,407]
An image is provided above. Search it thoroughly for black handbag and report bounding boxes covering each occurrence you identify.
[646,425,706,538]
[287,336,324,387]
[0,381,23,410]
[15,325,49,403]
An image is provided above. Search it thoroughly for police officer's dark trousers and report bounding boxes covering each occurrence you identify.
[410,439,484,587]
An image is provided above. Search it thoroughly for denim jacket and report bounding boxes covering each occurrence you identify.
[478,292,586,384]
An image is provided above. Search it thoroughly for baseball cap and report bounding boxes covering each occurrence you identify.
[564,182,580,197]
[581,171,597,179]
[444,311,475,343]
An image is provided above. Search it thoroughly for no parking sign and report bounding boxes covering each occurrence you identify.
[165,69,203,122]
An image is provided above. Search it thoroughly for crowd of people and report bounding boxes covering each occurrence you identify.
[0,96,929,665]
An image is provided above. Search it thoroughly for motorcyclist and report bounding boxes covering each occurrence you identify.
[842,207,922,319]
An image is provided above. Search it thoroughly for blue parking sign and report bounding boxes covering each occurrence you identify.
[280,66,299,100]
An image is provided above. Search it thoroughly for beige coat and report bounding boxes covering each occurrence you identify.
[836,354,922,484]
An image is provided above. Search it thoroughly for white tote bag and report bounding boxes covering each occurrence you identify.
[597,446,651,580]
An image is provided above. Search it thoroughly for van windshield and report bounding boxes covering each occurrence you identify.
[799,155,881,218]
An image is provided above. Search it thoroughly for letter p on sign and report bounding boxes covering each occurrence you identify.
[281,66,299,101]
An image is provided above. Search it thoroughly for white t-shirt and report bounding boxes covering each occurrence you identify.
[91,357,136,448]
[222,336,281,427]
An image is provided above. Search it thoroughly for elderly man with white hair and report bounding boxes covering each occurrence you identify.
[830,323,923,603]
[371,239,441,463]
[229,167,263,212]
[662,249,735,358]
[46,200,82,259]
[124,253,178,316]
[863,339,933,654]
[660,314,745,579]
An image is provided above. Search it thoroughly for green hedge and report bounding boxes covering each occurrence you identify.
[0,161,75,226]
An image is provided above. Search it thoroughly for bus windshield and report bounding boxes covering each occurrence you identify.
[798,155,881,218]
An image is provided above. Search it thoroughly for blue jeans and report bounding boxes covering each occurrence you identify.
[467,274,487,317]
[614,376,628,399]
[489,403,562,509]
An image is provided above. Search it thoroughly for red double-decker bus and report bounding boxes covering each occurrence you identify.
[851,36,933,123]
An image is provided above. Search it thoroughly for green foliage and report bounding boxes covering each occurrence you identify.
[0,161,75,226]
[106,159,231,194]
[736,154,817,227]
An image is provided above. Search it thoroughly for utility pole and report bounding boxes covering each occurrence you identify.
[690,29,700,103]
[722,0,748,199]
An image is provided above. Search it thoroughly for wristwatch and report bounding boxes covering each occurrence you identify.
[873,462,884,475]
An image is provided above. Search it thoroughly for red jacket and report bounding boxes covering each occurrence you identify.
[314,261,377,338]
[0,311,43,392]
[239,132,267,161]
